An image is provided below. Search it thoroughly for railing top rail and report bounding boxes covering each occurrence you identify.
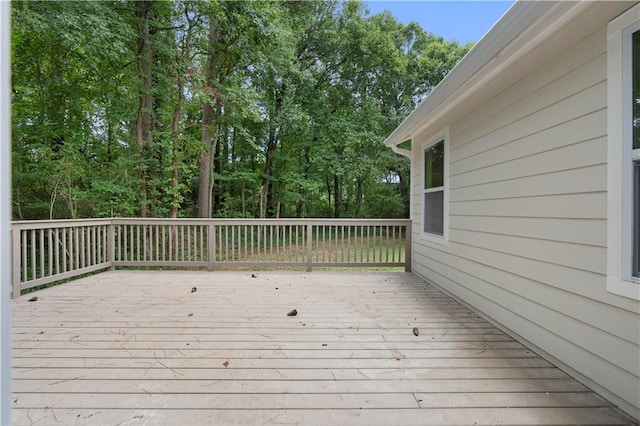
[11,218,411,231]
[111,218,411,226]
[11,217,411,231]
[11,218,113,230]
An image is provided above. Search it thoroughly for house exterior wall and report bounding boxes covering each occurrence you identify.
[409,3,640,419]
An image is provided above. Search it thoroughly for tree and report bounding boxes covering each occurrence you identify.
[11,0,471,220]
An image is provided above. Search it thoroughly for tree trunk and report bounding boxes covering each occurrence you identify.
[354,179,363,217]
[169,98,181,219]
[197,20,220,218]
[398,168,410,218]
[197,104,214,218]
[135,0,154,218]
[325,176,332,216]
[261,129,278,218]
[259,183,268,218]
[333,175,340,218]
[213,125,224,213]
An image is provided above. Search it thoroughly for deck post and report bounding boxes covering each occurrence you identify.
[1,4,11,423]
[306,222,313,272]
[404,222,412,272]
[11,227,20,298]
[207,222,216,271]
[107,220,115,270]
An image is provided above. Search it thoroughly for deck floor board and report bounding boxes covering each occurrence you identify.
[11,271,635,425]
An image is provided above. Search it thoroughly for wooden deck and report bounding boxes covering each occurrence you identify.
[11,271,635,425]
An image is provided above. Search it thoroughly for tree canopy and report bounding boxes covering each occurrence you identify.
[11,0,471,220]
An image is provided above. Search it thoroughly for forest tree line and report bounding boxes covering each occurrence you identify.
[11,0,470,220]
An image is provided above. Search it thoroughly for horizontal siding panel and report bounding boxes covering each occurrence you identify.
[450,192,606,219]
[411,241,639,343]
[449,216,605,247]
[451,164,606,202]
[450,109,606,178]
[413,235,639,316]
[451,81,606,163]
[452,52,606,155]
[448,229,606,274]
[454,28,606,140]
[451,137,606,189]
[411,247,640,376]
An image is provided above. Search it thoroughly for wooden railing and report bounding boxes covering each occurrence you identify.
[11,218,411,297]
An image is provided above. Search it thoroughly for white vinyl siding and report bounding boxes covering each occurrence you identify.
[411,2,640,419]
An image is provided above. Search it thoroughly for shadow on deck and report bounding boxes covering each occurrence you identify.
[11,271,635,425]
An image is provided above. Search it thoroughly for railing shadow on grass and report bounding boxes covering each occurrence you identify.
[11,218,411,297]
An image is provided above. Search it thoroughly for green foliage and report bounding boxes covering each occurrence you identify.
[11,0,471,220]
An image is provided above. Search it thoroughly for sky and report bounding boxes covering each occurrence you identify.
[364,1,515,44]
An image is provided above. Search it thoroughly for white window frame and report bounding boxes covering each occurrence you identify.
[606,4,640,300]
[421,131,449,243]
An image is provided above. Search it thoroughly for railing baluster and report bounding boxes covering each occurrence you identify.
[85,226,90,267]
[134,225,139,261]
[61,228,67,273]
[142,225,147,261]
[199,225,202,262]
[92,226,97,265]
[347,224,351,263]
[233,225,237,261]
[170,225,175,261]
[250,225,254,261]
[378,226,383,263]
[355,225,360,263]
[222,225,227,262]
[151,225,156,261]
[287,225,291,262]
[192,226,196,262]
[38,228,44,279]
[208,223,215,269]
[95,226,99,264]
[185,225,190,261]
[125,225,130,261]
[80,227,85,269]
[82,226,86,268]
[385,225,390,263]
[74,227,80,270]
[120,224,124,262]
[48,229,53,277]
[29,229,36,280]
[244,225,248,261]
[198,225,206,262]
[19,231,23,282]
[55,228,61,274]
[320,225,324,263]
[162,226,166,262]
[268,225,273,261]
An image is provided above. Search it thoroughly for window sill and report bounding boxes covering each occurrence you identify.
[606,277,640,301]
[420,232,450,246]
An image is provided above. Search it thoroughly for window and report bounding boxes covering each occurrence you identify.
[623,19,640,282]
[606,4,640,299]
[422,137,447,238]
[632,28,640,279]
